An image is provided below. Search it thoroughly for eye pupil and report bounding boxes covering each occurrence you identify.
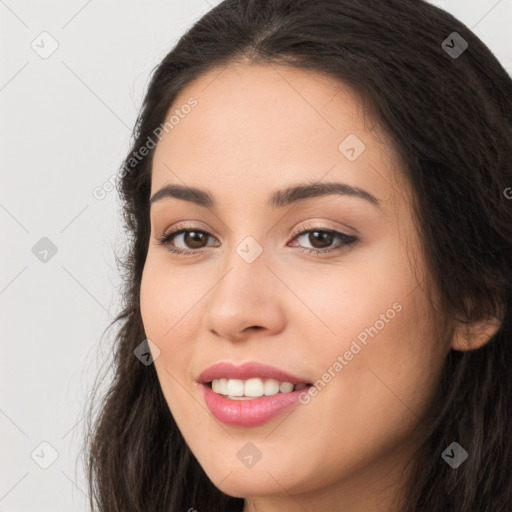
[185,231,207,248]
[310,230,334,248]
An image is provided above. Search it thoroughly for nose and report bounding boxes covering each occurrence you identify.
[203,240,286,343]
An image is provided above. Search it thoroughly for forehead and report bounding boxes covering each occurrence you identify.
[150,62,406,207]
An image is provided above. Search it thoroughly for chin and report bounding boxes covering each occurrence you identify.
[214,475,288,500]
[198,454,310,499]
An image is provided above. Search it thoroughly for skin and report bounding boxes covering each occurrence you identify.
[139,61,501,512]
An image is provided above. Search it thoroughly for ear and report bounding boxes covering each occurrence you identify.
[451,314,502,352]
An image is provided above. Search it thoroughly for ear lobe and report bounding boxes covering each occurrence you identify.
[451,315,503,352]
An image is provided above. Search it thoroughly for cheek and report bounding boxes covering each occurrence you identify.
[291,242,443,456]
[290,237,416,350]
[139,253,213,391]
[140,254,205,342]
[288,292,443,492]
[139,258,196,390]
[139,261,200,436]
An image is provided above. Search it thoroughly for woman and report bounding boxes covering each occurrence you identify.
[83,0,512,510]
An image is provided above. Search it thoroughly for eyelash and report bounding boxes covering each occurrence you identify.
[155,222,357,256]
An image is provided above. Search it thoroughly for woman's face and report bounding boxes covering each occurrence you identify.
[140,62,452,510]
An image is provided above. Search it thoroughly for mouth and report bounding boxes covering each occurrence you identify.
[198,361,314,426]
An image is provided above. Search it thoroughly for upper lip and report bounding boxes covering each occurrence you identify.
[198,361,311,385]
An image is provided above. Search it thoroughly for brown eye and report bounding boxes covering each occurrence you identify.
[306,230,335,249]
[159,229,216,252]
[290,227,357,255]
[180,230,209,249]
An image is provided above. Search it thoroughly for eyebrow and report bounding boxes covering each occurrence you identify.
[149,181,381,209]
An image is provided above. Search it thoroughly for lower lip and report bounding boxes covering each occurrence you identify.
[201,383,308,426]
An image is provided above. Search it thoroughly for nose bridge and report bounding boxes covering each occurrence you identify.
[203,232,285,337]
[215,233,273,303]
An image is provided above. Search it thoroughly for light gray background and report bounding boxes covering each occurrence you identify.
[1,1,511,510]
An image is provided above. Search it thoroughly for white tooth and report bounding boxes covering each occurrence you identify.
[263,378,280,396]
[244,378,264,397]
[226,378,244,396]
[211,378,299,397]
[219,378,228,395]
[279,382,294,393]
[211,379,221,393]
[227,396,259,400]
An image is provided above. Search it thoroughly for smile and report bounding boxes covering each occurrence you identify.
[198,361,313,426]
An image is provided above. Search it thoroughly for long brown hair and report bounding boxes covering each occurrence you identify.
[82,1,512,510]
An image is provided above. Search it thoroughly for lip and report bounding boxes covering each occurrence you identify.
[198,361,312,426]
[200,383,310,426]
[198,361,311,385]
